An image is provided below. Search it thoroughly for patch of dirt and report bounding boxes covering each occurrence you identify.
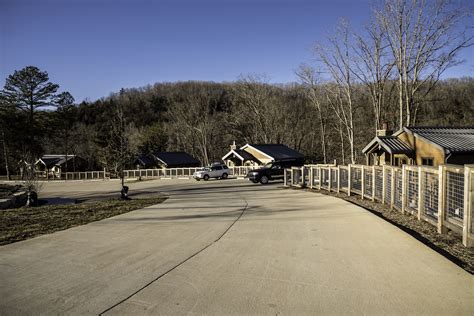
[0,196,167,246]
[286,186,474,274]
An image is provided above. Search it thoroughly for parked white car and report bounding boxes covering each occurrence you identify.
[193,164,230,181]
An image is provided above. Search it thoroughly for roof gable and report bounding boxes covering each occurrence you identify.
[222,149,255,161]
[362,136,413,155]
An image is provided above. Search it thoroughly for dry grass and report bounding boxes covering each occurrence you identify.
[0,183,22,199]
[0,196,167,246]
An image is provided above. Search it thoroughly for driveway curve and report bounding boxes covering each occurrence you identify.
[0,179,472,315]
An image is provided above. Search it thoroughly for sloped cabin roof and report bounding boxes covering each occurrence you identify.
[242,144,304,161]
[362,136,414,155]
[37,155,79,168]
[153,152,200,168]
[134,154,156,168]
[222,149,256,161]
[403,127,474,154]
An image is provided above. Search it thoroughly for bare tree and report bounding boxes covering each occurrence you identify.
[296,64,329,163]
[104,99,136,198]
[231,74,278,144]
[352,20,394,132]
[376,0,473,127]
[316,21,358,164]
[169,84,222,166]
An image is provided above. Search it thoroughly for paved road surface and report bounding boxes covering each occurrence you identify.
[0,179,472,315]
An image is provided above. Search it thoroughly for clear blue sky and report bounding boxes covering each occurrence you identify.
[1,0,472,102]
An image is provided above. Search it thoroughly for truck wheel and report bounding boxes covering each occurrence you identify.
[260,175,269,184]
[222,173,228,179]
[204,174,210,181]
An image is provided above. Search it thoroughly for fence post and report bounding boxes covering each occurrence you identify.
[347,165,352,196]
[438,165,447,234]
[372,165,376,201]
[463,165,473,247]
[382,165,386,204]
[361,166,365,200]
[337,165,341,193]
[418,167,424,221]
[390,167,395,210]
[401,165,407,214]
[309,167,313,189]
[284,169,288,187]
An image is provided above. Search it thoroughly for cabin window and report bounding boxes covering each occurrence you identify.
[422,158,434,166]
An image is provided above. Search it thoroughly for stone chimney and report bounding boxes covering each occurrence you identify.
[230,141,237,150]
[376,122,392,137]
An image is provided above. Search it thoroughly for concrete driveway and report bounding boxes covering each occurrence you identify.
[0,179,472,315]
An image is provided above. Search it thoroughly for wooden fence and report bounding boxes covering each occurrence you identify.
[284,164,474,248]
[30,166,255,181]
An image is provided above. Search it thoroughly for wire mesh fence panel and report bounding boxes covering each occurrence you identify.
[321,168,329,190]
[394,169,403,210]
[340,167,348,191]
[374,168,383,201]
[331,168,338,191]
[406,169,419,213]
[303,167,310,187]
[423,171,439,220]
[284,169,292,186]
[445,171,464,226]
[293,168,301,186]
[312,167,320,188]
[364,168,373,198]
[351,167,362,194]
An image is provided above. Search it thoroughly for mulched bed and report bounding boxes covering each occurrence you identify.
[286,186,474,274]
[0,196,167,246]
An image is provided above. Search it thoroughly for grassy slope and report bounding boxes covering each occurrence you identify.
[0,196,167,245]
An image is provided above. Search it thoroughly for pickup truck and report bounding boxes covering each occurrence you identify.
[246,160,304,184]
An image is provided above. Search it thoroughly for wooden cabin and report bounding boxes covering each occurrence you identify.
[363,127,474,167]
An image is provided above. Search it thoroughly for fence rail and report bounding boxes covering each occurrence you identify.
[26,166,257,181]
[285,164,474,248]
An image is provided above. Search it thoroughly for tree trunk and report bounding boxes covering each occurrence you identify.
[1,129,10,180]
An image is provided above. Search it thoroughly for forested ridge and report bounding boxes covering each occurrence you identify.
[1,0,472,176]
[1,76,473,175]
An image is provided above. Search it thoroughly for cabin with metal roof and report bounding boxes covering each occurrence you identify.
[222,142,304,166]
[363,126,474,166]
[35,154,86,176]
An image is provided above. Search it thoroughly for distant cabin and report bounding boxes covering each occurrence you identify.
[36,154,86,175]
[222,143,304,167]
[134,152,200,169]
[362,126,474,167]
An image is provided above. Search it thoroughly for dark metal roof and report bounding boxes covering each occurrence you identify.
[247,144,304,160]
[362,136,414,155]
[134,154,156,168]
[405,127,474,154]
[153,152,200,167]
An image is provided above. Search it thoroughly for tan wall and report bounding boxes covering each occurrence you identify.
[243,147,272,164]
[398,131,445,166]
